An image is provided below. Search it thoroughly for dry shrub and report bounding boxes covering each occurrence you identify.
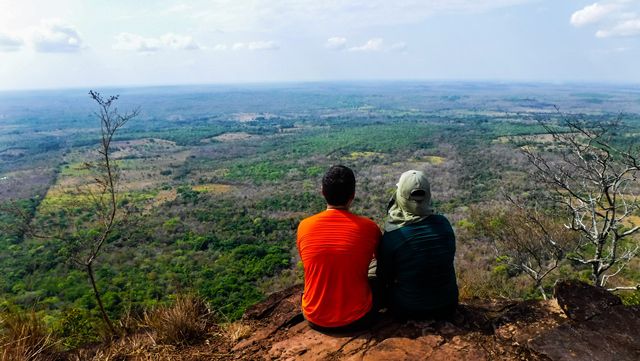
[457,267,494,300]
[71,333,176,361]
[116,307,143,336]
[142,295,211,347]
[0,311,60,361]
[468,203,579,299]
[457,267,530,300]
[220,322,252,342]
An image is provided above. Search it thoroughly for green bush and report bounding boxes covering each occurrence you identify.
[54,308,98,349]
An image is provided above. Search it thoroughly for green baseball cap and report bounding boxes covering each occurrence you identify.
[396,170,432,215]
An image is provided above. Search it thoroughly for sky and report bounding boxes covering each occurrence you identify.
[0,0,639,90]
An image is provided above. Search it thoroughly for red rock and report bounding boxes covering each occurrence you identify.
[358,336,443,361]
[428,336,488,361]
[267,328,352,360]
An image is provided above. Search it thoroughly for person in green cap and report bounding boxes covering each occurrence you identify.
[376,170,458,320]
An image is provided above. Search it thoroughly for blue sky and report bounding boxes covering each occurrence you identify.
[0,0,639,90]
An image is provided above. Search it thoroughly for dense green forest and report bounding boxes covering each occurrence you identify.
[1,82,640,348]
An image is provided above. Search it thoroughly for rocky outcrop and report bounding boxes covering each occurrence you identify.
[230,280,640,361]
[85,280,639,360]
[553,279,622,322]
[529,280,640,361]
[234,293,554,360]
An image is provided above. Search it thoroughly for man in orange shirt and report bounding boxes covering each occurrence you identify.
[297,165,381,332]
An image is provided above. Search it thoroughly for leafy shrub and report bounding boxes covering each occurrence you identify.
[53,308,98,350]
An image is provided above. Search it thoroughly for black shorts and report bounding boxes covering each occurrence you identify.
[307,278,382,334]
[307,307,378,334]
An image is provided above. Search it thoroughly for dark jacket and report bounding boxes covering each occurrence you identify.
[376,215,458,317]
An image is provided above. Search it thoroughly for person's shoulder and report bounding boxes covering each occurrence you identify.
[353,214,378,227]
[353,213,375,224]
[430,214,451,224]
[300,212,319,223]
[298,211,326,230]
[428,214,455,233]
[353,215,381,236]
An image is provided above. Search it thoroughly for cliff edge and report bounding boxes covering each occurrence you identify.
[230,280,639,361]
[87,280,639,360]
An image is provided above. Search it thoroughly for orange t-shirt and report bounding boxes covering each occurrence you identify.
[296,209,381,328]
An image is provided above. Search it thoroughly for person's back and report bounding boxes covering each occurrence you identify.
[378,215,457,318]
[296,165,381,330]
[297,209,379,327]
[377,170,458,320]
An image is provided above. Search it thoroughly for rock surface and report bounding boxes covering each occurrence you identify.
[554,279,622,321]
[231,292,562,360]
[229,280,640,361]
[529,280,640,361]
[86,280,640,360]
[530,305,640,361]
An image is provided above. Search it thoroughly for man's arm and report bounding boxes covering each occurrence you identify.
[367,226,382,278]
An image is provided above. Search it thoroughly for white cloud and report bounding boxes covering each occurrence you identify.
[212,44,228,51]
[325,37,406,52]
[0,33,23,52]
[570,3,618,27]
[113,33,161,52]
[248,41,279,50]
[596,18,640,37]
[185,0,537,32]
[570,1,640,38]
[349,38,384,52]
[31,20,83,53]
[232,41,279,51]
[160,33,200,50]
[113,32,200,52]
[325,37,347,50]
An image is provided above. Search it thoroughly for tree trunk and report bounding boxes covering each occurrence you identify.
[538,284,548,301]
[87,263,116,335]
[594,265,606,288]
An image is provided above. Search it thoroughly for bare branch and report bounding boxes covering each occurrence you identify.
[607,285,640,292]
[74,90,140,335]
[520,112,640,287]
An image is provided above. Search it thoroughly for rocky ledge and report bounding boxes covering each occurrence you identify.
[229,280,639,361]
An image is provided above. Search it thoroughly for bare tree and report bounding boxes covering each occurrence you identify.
[522,113,640,289]
[66,91,139,334]
[472,204,572,299]
[0,91,139,334]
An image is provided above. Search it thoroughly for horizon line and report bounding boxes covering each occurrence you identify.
[2,78,640,93]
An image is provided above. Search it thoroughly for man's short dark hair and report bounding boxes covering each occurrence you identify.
[322,165,356,206]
